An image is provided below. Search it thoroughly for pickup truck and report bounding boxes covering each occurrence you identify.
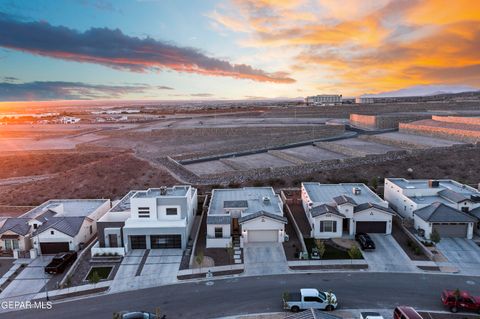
[283,288,338,312]
[441,289,480,313]
[361,312,384,319]
[44,251,77,274]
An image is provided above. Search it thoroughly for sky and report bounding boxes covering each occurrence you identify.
[0,0,479,102]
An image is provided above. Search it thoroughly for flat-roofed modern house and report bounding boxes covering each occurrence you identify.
[301,183,394,238]
[0,199,110,257]
[95,185,197,255]
[384,178,480,239]
[206,187,287,248]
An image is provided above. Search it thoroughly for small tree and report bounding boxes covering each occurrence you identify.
[370,177,378,191]
[430,229,441,243]
[195,250,204,270]
[89,271,101,285]
[348,245,362,260]
[315,240,326,259]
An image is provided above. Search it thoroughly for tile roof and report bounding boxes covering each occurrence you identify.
[0,218,31,236]
[438,189,469,203]
[34,216,86,237]
[311,204,345,218]
[469,207,480,219]
[354,202,395,215]
[238,210,287,224]
[414,202,477,223]
[207,215,231,224]
[333,195,357,205]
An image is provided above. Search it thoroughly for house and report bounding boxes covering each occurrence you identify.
[206,187,287,248]
[301,183,394,239]
[0,199,110,257]
[384,178,480,239]
[95,185,197,254]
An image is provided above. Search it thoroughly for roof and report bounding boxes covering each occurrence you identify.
[207,215,231,224]
[223,200,248,208]
[34,216,86,237]
[0,218,31,236]
[438,189,469,203]
[285,309,342,319]
[132,185,192,198]
[414,202,477,223]
[470,207,480,219]
[22,199,108,219]
[208,187,283,216]
[310,204,345,218]
[333,195,357,206]
[35,210,57,223]
[354,202,395,215]
[302,183,385,206]
[239,210,287,224]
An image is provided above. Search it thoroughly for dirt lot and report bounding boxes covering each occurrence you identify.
[0,151,177,206]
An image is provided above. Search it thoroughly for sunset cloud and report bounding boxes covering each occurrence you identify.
[0,81,171,101]
[0,13,294,84]
[210,0,480,95]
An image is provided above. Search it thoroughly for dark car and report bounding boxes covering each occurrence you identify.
[441,289,480,313]
[355,232,375,250]
[113,311,165,319]
[44,251,77,274]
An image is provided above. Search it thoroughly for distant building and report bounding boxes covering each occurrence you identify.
[59,116,81,124]
[305,95,342,106]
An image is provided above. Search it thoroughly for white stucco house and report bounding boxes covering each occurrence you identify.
[95,185,197,255]
[206,187,287,248]
[384,178,480,239]
[0,199,110,257]
[301,182,394,239]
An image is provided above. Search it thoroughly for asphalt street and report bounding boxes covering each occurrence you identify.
[0,272,479,319]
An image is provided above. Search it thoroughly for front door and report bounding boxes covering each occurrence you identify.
[108,234,118,247]
[232,218,239,234]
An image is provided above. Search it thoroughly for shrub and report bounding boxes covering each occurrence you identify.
[430,229,441,243]
[414,246,421,255]
[406,239,414,248]
[348,246,362,259]
[252,180,264,187]
[89,271,101,284]
[228,182,241,188]
[315,240,326,259]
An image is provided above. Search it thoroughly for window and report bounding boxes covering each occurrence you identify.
[89,225,93,234]
[4,239,18,250]
[304,297,322,302]
[320,221,337,232]
[138,207,150,218]
[33,224,38,229]
[50,230,54,235]
[215,227,223,238]
[166,208,178,216]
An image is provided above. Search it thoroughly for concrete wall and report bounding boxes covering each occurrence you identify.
[432,116,480,125]
[400,121,480,142]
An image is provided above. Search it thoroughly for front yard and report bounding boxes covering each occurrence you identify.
[391,222,429,261]
[304,238,363,260]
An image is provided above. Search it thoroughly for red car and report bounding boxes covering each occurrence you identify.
[441,289,480,313]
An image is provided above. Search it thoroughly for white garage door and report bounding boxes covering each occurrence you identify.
[248,230,278,242]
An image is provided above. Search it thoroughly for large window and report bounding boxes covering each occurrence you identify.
[4,239,19,250]
[166,208,178,216]
[138,207,150,218]
[320,220,337,233]
[150,235,181,249]
[214,227,223,238]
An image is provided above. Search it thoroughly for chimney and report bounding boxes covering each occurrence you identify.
[160,186,167,195]
[428,180,439,188]
[352,187,361,195]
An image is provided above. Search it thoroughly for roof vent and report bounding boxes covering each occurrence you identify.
[352,187,361,195]
[262,196,270,204]
[160,186,167,195]
[428,180,440,188]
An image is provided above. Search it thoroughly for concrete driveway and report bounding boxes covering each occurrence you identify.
[0,256,53,302]
[436,238,480,275]
[110,249,181,293]
[243,242,289,276]
[362,234,416,272]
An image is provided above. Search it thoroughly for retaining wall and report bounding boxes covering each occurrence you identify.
[400,122,480,143]
[431,115,480,125]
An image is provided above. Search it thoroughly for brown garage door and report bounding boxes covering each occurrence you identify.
[356,221,386,233]
[433,223,467,238]
[40,242,70,254]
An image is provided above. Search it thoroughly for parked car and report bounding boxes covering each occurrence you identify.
[44,251,77,274]
[393,306,423,319]
[441,289,480,313]
[283,288,338,312]
[113,311,165,319]
[355,232,376,250]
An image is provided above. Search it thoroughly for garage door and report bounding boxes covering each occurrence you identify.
[40,242,69,254]
[150,235,181,249]
[433,224,467,238]
[248,230,278,242]
[356,221,387,233]
[130,235,147,249]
